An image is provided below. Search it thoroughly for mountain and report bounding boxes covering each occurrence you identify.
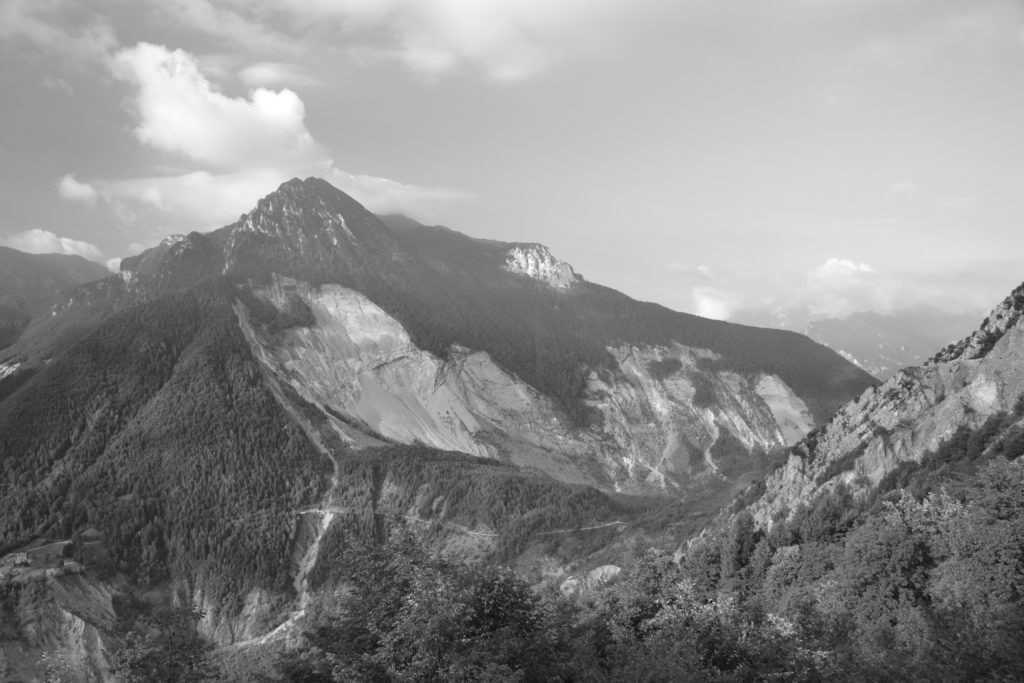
[737,306,981,381]
[736,306,980,381]
[0,178,875,676]
[3,179,875,496]
[803,307,980,380]
[0,247,108,350]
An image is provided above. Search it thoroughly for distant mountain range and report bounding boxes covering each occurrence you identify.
[736,306,980,380]
[0,247,107,350]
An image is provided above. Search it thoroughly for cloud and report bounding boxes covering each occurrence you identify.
[692,286,740,321]
[808,257,875,282]
[1,229,103,261]
[112,43,320,169]
[90,43,467,227]
[190,0,637,81]
[238,62,322,88]
[150,0,300,57]
[58,174,98,203]
[711,257,918,324]
[805,257,896,317]
[0,0,117,65]
[794,255,901,321]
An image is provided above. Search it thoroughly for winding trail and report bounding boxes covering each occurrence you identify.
[294,505,626,538]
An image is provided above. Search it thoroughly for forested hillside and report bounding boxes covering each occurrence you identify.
[0,282,329,603]
[273,410,1024,682]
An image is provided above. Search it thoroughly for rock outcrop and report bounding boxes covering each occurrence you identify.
[502,244,582,289]
[752,283,1024,525]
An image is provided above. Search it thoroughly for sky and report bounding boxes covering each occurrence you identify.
[2,0,1023,324]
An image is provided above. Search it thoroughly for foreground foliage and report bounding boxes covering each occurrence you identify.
[279,529,822,682]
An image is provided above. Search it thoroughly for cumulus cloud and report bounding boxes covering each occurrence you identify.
[805,257,897,318]
[89,42,466,227]
[692,286,740,321]
[707,257,925,325]
[112,43,320,169]
[58,174,98,203]
[1,229,103,261]
[808,257,875,284]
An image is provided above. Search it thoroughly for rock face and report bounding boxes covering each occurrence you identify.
[241,276,813,493]
[502,244,581,289]
[752,283,1024,525]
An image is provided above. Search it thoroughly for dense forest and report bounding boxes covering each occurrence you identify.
[307,445,659,586]
[0,282,329,605]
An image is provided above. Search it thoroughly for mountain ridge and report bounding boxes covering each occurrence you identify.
[0,247,108,350]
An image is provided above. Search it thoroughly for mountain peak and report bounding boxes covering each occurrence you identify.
[232,177,375,243]
[275,176,337,197]
[215,177,410,281]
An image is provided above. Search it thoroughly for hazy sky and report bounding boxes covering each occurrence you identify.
[2,0,1023,322]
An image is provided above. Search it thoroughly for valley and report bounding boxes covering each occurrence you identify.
[0,177,1017,681]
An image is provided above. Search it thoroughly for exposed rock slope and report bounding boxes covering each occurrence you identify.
[752,283,1024,524]
[240,275,814,493]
